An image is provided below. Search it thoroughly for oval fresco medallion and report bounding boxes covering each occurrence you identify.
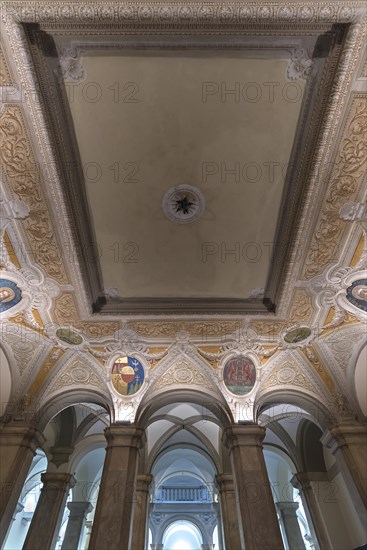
[0,279,22,313]
[111,356,145,396]
[56,328,83,346]
[284,326,311,344]
[346,279,367,312]
[223,355,256,396]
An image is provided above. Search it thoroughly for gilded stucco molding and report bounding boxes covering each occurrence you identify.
[302,95,367,280]
[35,352,110,409]
[151,358,216,393]
[1,1,365,319]
[53,292,79,324]
[0,106,68,283]
[288,288,314,324]
[1,2,365,27]
[360,57,367,78]
[309,324,366,420]
[301,345,335,392]
[53,292,121,338]
[0,43,12,86]
[257,349,335,414]
[127,320,241,340]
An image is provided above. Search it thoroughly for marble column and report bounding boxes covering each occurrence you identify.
[276,501,306,550]
[88,423,144,550]
[201,545,214,550]
[322,423,367,510]
[0,425,45,545]
[61,501,93,550]
[131,474,153,550]
[291,472,332,550]
[23,472,76,550]
[215,474,241,550]
[224,423,284,550]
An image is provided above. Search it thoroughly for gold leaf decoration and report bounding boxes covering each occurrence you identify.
[303,97,367,279]
[0,106,68,282]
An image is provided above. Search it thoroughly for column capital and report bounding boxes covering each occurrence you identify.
[215,473,235,492]
[41,472,76,492]
[50,446,75,468]
[136,474,153,492]
[67,501,93,518]
[104,423,145,449]
[321,423,367,453]
[290,472,311,493]
[223,422,265,450]
[0,425,45,453]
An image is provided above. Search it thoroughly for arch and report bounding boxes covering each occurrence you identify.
[0,345,12,418]
[151,444,218,486]
[137,388,233,429]
[297,419,327,473]
[352,343,367,417]
[34,388,114,432]
[68,433,107,474]
[162,518,204,548]
[255,389,333,431]
[148,423,221,473]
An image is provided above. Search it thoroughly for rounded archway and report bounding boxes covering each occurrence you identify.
[354,344,367,416]
[162,520,203,550]
[138,391,226,550]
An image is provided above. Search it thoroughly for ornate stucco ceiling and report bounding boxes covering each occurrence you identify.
[0,1,366,427]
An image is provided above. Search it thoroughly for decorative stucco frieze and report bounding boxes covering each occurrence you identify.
[0,106,68,283]
[303,96,367,280]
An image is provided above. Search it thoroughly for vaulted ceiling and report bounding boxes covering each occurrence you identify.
[0,1,366,426]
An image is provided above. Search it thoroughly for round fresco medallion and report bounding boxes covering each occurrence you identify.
[0,279,22,313]
[111,356,145,396]
[284,326,311,344]
[223,355,256,396]
[346,279,367,312]
[56,328,83,346]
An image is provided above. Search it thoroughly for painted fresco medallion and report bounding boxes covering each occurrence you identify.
[346,279,367,312]
[283,326,311,344]
[223,355,256,396]
[111,356,145,396]
[56,328,83,345]
[0,279,22,312]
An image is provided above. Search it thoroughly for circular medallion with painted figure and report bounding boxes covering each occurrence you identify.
[346,279,367,312]
[0,279,22,312]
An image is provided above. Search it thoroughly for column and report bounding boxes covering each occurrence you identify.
[276,501,306,549]
[83,520,93,549]
[61,501,93,550]
[322,423,367,509]
[88,423,144,550]
[291,472,332,550]
[201,545,214,550]
[224,423,284,550]
[213,501,224,550]
[215,474,241,550]
[130,474,153,550]
[23,472,76,550]
[0,425,45,545]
